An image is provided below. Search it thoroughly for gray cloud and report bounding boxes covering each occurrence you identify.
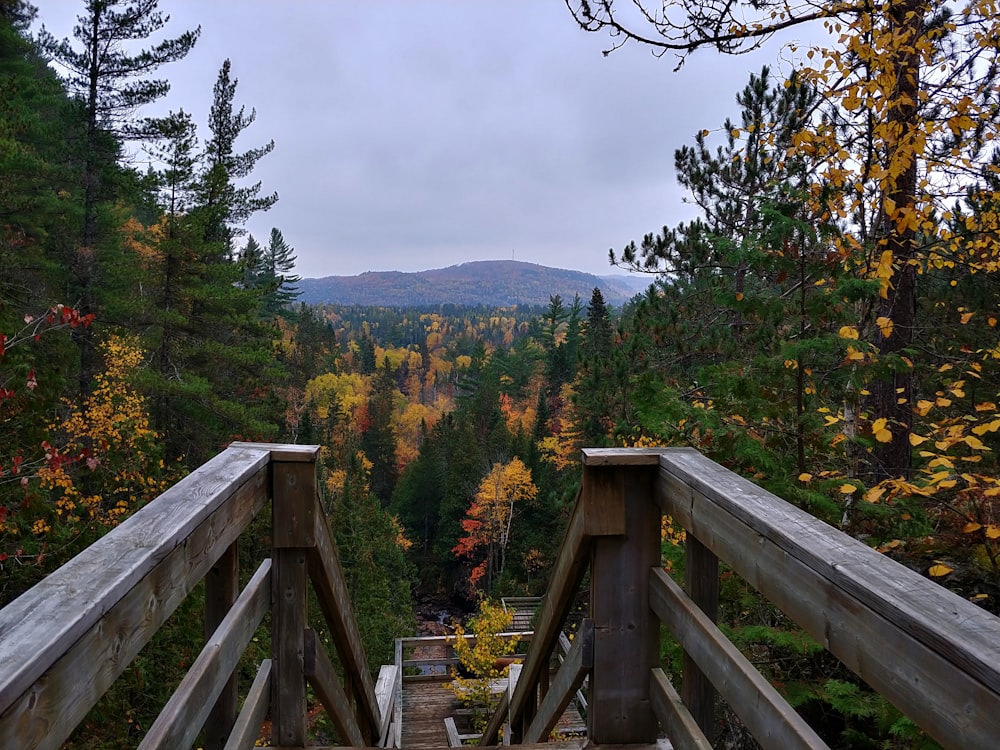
[32,1,798,279]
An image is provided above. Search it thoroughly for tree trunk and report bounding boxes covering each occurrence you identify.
[866,0,921,482]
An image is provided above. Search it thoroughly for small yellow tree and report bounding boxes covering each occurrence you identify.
[447,600,520,734]
[453,458,537,590]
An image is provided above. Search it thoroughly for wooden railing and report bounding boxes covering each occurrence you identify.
[0,442,394,750]
[483,447,1000,750]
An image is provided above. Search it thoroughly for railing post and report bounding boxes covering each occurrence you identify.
[271,447,319,748]
[682,535,719,739]
[585,456,661,743]
[204,539,239,750]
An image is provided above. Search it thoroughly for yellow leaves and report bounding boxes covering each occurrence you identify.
[839,483,857,495]
[961,522,1000,538]
[928,562,954,578]
[962,435,989,451]
[909,433,928,446]
[972,419,1000,436]
[864,486,885,503]
[947,114,975,134]
[876,316,894,338]
[798,472,813,483]
[960,311,975,324]
[871,418,893,443]
[838,325,859,339]
[915,399,935,416]
[876,251,895,299]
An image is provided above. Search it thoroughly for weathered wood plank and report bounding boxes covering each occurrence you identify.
[443,716,465,747]
[394,638,404,748]
[204,539,240,750]
[271,454,317,747]
[375,664,399,746]
[0,460,269,750]
[657,449,1000,749]
[558,631,588,711]
[650,668,713,750]
[310,507,381,742]
[0,445,269,718]
[481,487,590,745]
[272,455,317,548]
[138,559,272,750]
[588,463,660,744]
[304,628,366,747]
[650,567,829,750]
[681,535,718,738]
[222,659,271,750]
[524,619,593,743]
[581,447,667,466]
[229,441,321,463]
[272,547,308,747]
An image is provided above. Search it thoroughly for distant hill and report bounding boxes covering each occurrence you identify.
[296,260,652,307]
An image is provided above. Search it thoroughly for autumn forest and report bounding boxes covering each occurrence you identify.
[3,0,1000,746]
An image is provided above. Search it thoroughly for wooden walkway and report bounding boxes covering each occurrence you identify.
[400,675,585,748]
[401,676,455,747]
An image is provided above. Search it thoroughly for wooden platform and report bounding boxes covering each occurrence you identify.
[401,676,456,748]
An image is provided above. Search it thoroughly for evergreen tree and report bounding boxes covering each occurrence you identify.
[38,0,199,397]
[197,58,276,257]
[574,287,615,447]
[360,357,400,505]
[259,227,300,316]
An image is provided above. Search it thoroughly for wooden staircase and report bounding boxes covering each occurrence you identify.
[3,444,1000,748]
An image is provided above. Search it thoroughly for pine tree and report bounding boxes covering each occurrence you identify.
[198,58,276,258]
[260,227,300,316]
[38,0,198,397]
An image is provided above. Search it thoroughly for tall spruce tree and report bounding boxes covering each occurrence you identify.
[198,58,276,258]
[38,0,198,397]
[260,227,300,316]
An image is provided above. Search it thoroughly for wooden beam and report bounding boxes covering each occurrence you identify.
[272,454,317,548]
[204,540,240,750]
[480,487,591,745]
[650,668,713,750]
[229,441,321,463]
[309,508,380,743]
[651,567,830,749]
[558,631,588,711]
[581,447,666,466]
[223,660,271,750]
[0,445,269,719]
[524,619,593,743]
[0,459,269,750]
[681,534,719,738]
[657,448,1000,749]
[272,548,307,747]
[270,453,318,747]
[303,629,365,747]
[374,664,399,746]
[138,560,272,750]
[588,462,660,744]
[394,638,404,748]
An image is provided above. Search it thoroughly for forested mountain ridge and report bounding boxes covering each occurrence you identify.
[297,260,649,306]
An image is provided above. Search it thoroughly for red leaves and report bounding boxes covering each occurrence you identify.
[25,370,36,391]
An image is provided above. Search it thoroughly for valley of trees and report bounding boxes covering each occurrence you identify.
[3,0,1000,746]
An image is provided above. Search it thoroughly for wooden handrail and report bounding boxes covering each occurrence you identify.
[480,446,1000,750]
[480,487,592,745]
[0,444,270,750]
[0,442,384,750]
[655,446,1000,749]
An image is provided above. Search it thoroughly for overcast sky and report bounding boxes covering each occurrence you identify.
[31,1,800,280]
